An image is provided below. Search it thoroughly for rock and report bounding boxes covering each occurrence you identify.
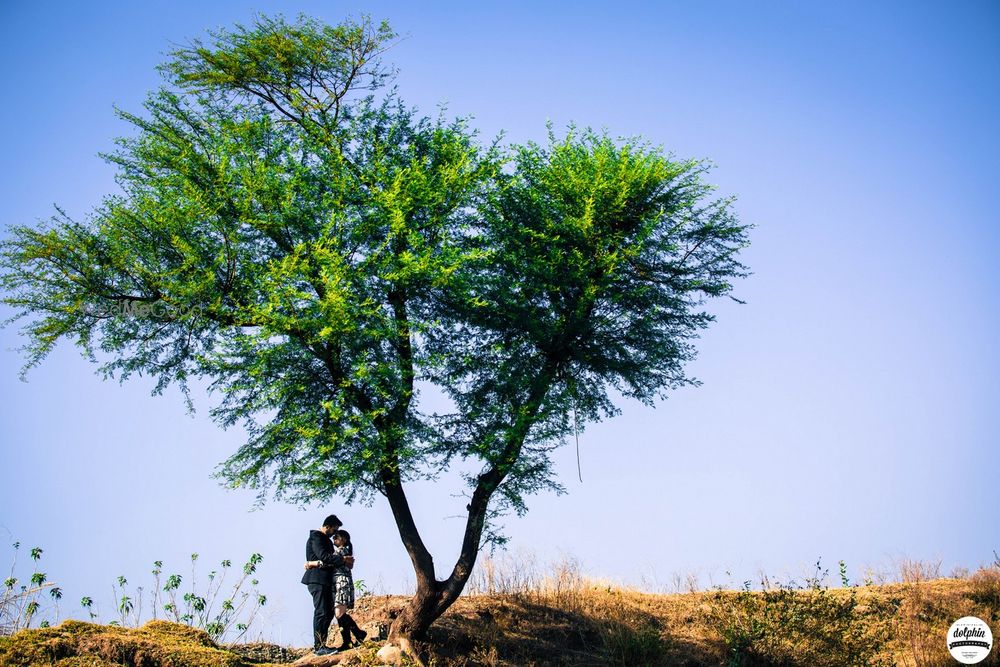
[228,641,309,663]
[292,650,348,665]
[376,643,402,665]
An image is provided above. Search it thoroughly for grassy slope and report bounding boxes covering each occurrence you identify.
[0,620,246,666]
[1,574,998,666]
[352,573,1000,666]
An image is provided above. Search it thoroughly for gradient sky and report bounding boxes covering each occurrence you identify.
[1,0,998,646]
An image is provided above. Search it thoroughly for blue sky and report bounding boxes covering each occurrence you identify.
[1,0,998,646]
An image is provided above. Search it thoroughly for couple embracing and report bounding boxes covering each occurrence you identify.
[301,514,368,655]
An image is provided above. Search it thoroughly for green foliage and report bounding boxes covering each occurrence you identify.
[148,553,266,642]
[1,12,747,510]
[163,14,397,132]
[1,545,268,642]
[419,126,748,517]
[839,559,850,587]
[80,596,97,621]
[706,561,899,667]
[1,542,57,635]
[64,553,267,643]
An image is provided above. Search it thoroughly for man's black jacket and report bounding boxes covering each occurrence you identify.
[301,529,346,586]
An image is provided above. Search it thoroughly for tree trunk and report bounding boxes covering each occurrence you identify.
[380,361,557,653]
[383,489,489,650]
[388,579,443,643]
[387,568,480,667]
[384,473,514,650]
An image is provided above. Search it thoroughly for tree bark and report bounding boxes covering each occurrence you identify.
[388,578,442,642]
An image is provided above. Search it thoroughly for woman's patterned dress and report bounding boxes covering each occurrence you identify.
[332,543,355,608]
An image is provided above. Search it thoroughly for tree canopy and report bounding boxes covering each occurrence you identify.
[0,14,750,643]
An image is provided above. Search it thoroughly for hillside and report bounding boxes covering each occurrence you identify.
[1,572,997,666]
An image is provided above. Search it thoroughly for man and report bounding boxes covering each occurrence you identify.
[302,514,355,655]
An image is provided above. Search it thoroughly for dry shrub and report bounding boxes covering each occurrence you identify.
[895,557,1000,667]
[969,565,1000,611]
[898,559,958,667]
[467,552,584,608]
[469,643,499,666]
[703,565,899,667]
[601,615,663,666]
[899,559,942,585]
[462,555,667,665]
[467,550,541,598]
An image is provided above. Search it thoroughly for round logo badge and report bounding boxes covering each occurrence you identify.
[948,616,993,664]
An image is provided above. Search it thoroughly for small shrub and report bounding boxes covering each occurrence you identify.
[705,561,897,667]
[2,542,267,643]
[109,552,267,642]
[968,565,1000,612]
[898,558,965,667]
[603,619,664,666]
[1,543,62,635]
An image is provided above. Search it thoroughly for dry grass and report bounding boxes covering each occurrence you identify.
[350,555,1000,667]
[2,556,999,666]
[892,556,1000,667]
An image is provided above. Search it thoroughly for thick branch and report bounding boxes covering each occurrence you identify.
[380,441,436,587]
[376,286,433,586]
[439,361,557,604]
[388,288,414,422]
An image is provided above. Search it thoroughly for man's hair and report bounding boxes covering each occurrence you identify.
[322,514,342,528]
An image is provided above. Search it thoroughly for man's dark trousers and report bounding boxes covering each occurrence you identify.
[307,583,334,649]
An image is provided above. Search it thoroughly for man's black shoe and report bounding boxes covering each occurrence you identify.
[314,647,339,656]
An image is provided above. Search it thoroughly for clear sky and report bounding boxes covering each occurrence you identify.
[1,0,998,646]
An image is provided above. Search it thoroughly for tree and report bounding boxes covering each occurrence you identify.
[0,14,749,653]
